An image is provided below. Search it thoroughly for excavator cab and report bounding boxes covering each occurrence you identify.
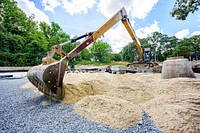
[143,48,152,63]
[27,7,144,101]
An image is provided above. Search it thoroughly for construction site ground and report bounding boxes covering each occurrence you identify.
[0,69,200,132]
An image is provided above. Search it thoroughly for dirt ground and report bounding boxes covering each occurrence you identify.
[23,73,200,132]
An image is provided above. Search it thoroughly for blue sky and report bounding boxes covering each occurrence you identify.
[16,0,200,52]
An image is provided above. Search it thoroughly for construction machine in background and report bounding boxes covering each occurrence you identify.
[127,47,161,73]
[27,7,156,101]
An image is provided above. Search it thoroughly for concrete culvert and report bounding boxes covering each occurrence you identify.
[161,59,196,79]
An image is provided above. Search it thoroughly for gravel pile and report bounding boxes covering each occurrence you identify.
[0,77,162,133]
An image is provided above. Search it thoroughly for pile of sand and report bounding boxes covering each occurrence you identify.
[62,73,154,105]
[144,90,200,132]
[23,73,200,131]
[64,73,200,131]
[74,95,141,129]
[61,80,111,104]
[106,86,154,105]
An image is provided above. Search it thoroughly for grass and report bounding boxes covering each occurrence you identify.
[75,60,129,66]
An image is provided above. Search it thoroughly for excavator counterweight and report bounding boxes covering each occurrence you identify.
[27,7,143,100]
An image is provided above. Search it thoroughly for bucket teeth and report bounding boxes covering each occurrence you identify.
[27,58,67,100]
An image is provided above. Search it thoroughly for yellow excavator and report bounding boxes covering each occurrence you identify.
[27,7,144,101]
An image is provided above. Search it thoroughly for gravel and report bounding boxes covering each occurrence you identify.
[0,75,162,133]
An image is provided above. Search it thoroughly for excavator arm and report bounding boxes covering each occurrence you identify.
[27,7,143,101]
[68,7,143,60]
[42,32,94,65]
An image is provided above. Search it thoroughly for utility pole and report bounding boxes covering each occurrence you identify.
[148,40,157,63]
[154,44,156,63]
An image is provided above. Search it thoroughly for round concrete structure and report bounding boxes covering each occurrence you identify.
[161,59,196,79]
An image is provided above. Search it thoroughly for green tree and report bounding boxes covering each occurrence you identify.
[121,42,137,62]
[89,40,112,62]
[172,37,194,58]
[147,32,163,62]
[110,53,122,61]
[156,35,178,61]
[0,0,35,35]
[171,0,200,20]
[38,21,72,62]
[39,22,51,40]
[190,35,200,52]
[39,22,70,48]
[0,0,56,66]
[173,45,191,58]
[79,49,92,61]
[139,38,151,48]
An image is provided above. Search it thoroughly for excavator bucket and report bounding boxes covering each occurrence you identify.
[27,57,68,101]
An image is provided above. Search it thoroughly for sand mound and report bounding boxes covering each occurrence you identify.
[144,90,200,132]
[62,73,155,105]
[64,73,200,131]
[106,86,154,105]
[61,80,112,104]
[146,78,199,95]
[74,95,141,129]
[23,72,200,131]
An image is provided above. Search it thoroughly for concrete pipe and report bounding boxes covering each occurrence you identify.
[161,59,196,79]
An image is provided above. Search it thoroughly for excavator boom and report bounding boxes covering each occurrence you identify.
[27,7,143,101]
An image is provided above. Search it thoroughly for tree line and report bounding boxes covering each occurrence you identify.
[0,0,200,66]
[121,32,200,63]
[0,0,71,66]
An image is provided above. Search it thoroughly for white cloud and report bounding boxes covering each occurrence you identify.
[191,31,200,36]
[131,0,158,19]
[135,21,161,38]
[42,0,61,13]
[175,29,190,39]
[15,0,50,24]
[97,0,158,19]
[60,0,96,15]
[102,20,161,52]
[104,21,135,52]
[41,0,96,15]
[97,0,133,18]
